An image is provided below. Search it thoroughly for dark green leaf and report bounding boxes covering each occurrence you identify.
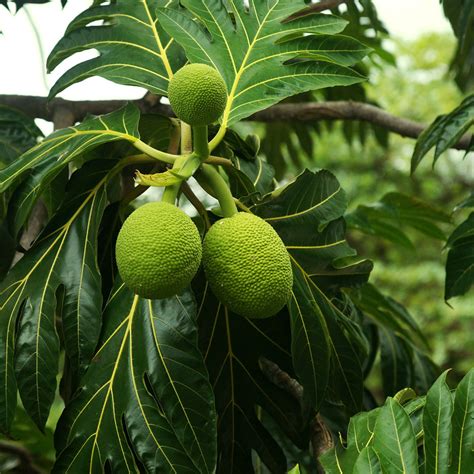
[445,212,474,299]
[54,283,217,473]
[0,161,114,432]
[350,283,428,350]
[379,329,414,397]
[347,192,451,248]
[252,169,368,412]
[195,277,306,473]
[159,0,367,126]
[289,268,331,410]
[411,94,474,172]
[48,1,185,98]
[0,222,15,281]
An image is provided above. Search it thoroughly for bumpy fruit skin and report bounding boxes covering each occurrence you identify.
[116,202,202,299]
[168,64,227,126]
[202,213,293,318]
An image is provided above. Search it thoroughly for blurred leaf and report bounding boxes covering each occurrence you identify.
[159,0,367,126]
[47,1,185,98]
[0,106,42,168]
[347,192,452,249]
[0,0,62,11]
[445,212,474,299]
[443,0,474,91]
[379,329,414,397]
[0,221,15,281]
[411,94,474,172]
[454,192,474,210]
[53,283,217,473]
[350,283,428,350]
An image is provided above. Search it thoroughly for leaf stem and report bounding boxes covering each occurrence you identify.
[132,139,180,164]
[208,124,226,152]
[195,164,237,218]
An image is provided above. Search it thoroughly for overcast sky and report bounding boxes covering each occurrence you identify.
[0,0,452,101]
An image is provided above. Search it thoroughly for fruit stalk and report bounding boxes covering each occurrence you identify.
[192,125,209,160]
[161,154,188,205]
[195,164,237,218]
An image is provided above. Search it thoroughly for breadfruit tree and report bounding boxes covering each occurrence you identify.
[0,1,472,473]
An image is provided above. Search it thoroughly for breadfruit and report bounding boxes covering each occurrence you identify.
[116,202,202,299]
[202,213,293,318]
[168,63,227,126]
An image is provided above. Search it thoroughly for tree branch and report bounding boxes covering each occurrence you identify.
[286,0,347,21]
[0,441,43,474]
[259,357,334,472]
[1,94,472,151]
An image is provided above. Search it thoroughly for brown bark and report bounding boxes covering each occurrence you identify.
[1,94,471,151]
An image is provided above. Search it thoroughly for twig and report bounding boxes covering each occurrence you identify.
[0,441,43,474]
[1,95,471,151]
[181,181,211,229]
[259,357,334,471]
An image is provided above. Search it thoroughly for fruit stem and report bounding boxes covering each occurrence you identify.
[181,123,193,154]
[192,125,209,160]
[195,164,237,217]
[161,154,188,205]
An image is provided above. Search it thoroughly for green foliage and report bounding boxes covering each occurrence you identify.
[445,212,474,299]
[347,192,452,250]
[443,0,474,92]
[320,369,474,474]
[412,94,474,172]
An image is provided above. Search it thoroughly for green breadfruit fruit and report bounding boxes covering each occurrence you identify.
[202,213,293,318]
[168,63,227,126]
[116,202,202,299]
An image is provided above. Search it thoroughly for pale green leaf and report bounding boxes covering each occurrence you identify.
[373,398,419,474]
[423,370,453,474]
